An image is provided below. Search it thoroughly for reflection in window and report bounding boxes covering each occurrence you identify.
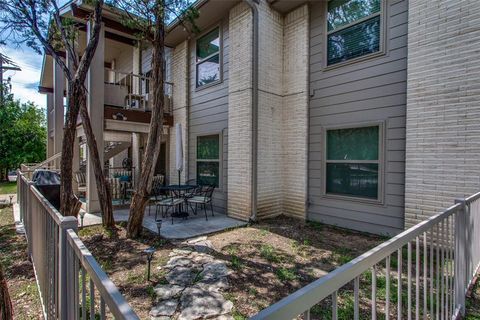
[196,27,221,87]
[325,126,381,199]
[327,0,382,65]
[196,135,220,187]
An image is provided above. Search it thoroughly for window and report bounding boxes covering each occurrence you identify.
[196,135,220,187]
[196,27,221,88]
[325,125,381,200]
[327,0,382,66]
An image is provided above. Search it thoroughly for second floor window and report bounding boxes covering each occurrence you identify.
[327,0,382,66]
[196,27,221,88]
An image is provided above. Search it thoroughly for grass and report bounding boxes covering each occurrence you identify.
[276,267,298,282]
[466,278,480,319]
[260,244,282,263]
[0,181,16,195]
[0,206,43,319]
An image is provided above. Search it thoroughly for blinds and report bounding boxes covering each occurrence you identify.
[327,0,381,65]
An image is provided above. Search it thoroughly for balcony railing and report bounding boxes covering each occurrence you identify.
[104,68,173,114]
[251,193,480,319]
[17,171,140,319]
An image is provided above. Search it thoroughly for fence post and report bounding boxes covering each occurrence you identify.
[454,198,467,316]
[58,217,78,320]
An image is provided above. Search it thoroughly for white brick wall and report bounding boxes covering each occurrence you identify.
[169,41,188,185]
[257,1,284,219]
[227,2,309,221]
[227,2,253,220]
[405,0,480,228]
[282,5,309,219]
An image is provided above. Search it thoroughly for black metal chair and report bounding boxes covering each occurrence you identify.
[186,185,215,220]
[155,189,184,224]
[148,175,165,216]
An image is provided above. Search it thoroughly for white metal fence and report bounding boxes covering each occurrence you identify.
[17,172,140,319]
[251,192,480,320]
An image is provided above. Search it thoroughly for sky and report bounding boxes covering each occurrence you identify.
[0,0,197,110]
[2,45,45,108]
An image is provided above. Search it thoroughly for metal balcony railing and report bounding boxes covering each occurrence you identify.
[17,172,140,319]
[104,68,173,114]
[251,193,480,320]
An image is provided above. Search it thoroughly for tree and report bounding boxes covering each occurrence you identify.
[0,262,12,320]
[110,0,198,238]
[0,0,115,227]
[0,92,46,180]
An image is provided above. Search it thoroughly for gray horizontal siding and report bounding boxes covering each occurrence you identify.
[307,0,408,236]
[187,19,229,214]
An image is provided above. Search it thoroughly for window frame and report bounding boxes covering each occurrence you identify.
[324,0,387,69]
[322,122,385,204]
[195,133,223,189]
[195,25,223,90]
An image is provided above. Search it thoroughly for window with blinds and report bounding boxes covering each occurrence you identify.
[327,0,382,66]
[325,125,381,200]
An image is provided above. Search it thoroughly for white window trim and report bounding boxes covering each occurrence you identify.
[323,0,387,69]
[195,133,223,189]
[195,25,223,90]
[322,122,385,205]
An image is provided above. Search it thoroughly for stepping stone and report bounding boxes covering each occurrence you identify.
[192,240,215,253]
[185,236,208,244]
[200,261,230,282]
[165,256,194,269]
[190,252,215,265]
[195,277,229,292]
[170,248,193,257]
[149,299,178,317]
[179,287,233,320]
[154,284,185,300]
[166,267,198,286]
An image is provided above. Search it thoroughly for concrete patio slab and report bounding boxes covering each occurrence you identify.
[81,205,247,239]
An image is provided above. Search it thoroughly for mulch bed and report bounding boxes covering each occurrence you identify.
[0,206,43,320]
[79,216,384,319]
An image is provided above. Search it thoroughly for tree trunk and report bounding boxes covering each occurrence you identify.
[0,262,13,320]
[78,96,115,229]
[60,83,82,216]
[127,5,165,238]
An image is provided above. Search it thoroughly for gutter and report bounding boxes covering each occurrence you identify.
[243,0,259,223]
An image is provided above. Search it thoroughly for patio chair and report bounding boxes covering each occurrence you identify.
[148,175,165,216]
[186,185,215,221]
[74,171,87,197]
[155,190,184,224]
[183,179,202,201]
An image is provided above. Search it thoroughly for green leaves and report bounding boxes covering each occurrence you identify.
[0,92,46,176]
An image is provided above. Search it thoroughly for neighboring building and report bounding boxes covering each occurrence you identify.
[39,0,480,235]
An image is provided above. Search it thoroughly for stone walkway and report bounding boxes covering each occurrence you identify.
[150,237,233,320]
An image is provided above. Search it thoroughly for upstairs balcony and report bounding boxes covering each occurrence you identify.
[77,68,174,129]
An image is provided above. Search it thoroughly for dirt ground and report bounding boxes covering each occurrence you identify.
[79,216,384,319]
[0,206,43,320]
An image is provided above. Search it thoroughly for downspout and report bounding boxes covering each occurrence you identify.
[243,0,259,222]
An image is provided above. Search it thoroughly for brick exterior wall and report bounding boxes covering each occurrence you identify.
[227,2,253,220]
[169,40,188,185]
[282,5,309,219]
[257,1,284,219]
[227,1,309,221]
[405,0,480,228]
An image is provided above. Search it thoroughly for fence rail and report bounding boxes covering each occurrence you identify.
[251,193,480,320]
[17,171,139,319]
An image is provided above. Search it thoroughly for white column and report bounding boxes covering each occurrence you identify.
[132,132,141,187]
[46,93,54,158]
[86,22,105,213]
[53,60,65,167]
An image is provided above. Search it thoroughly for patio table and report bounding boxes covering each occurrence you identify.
[158,184,198,219]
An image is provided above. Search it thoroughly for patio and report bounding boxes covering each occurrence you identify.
[81,206,247,239]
